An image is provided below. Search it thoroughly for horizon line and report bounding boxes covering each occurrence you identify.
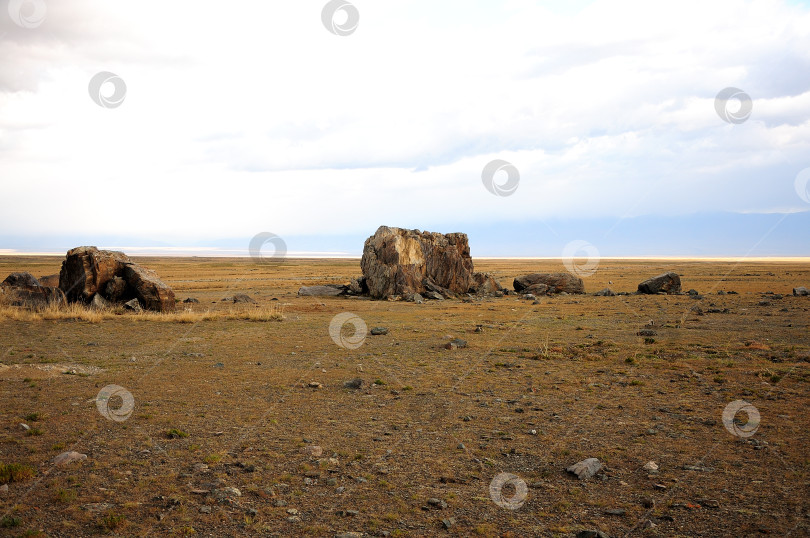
[1,249,809,263]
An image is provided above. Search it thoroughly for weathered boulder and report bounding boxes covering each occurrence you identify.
[1,282,66,309]
[298,285,347,297]
[513,273,584,294]
[794,287,809,297]
[638,272,681,295]
[59,247,131,302]
[58,246,175,312]
[120,264,175,312]
[523,283,550,296]
[3,272,40,288]
[1,272,67,309]
[360,226,476,299]
[470,272,504,295]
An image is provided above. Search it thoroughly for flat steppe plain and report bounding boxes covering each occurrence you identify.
[0,256,808,537]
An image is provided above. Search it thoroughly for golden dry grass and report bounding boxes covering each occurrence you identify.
[0,300,283,323]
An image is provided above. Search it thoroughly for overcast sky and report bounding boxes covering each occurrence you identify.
[1,0,809,257]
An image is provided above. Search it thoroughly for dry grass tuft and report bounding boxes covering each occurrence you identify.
[0,301,284,323]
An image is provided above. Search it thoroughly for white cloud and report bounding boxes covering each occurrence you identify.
[1,0,809,242]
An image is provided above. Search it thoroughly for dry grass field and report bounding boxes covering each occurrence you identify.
[0,256,808,537]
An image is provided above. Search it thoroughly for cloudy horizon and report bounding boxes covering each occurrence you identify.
[1,0,809,258]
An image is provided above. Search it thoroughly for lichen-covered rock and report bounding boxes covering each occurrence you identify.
[360,226,475,299]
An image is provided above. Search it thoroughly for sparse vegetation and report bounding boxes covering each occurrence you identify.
[0,462,36,484]
[0,257,807,536]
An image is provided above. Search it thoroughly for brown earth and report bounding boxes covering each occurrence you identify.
[0,256,808,537]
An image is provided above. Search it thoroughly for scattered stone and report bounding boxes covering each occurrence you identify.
[297,285,347,297]
[348,277,367,295]
[576,531,609,538]
[427,498,447,509]
[308,382,323,389]
[82,503,113,513]
[302,445,323,457]
[53,451,88,466]
[335,533,363,538]
[643,461,659,472]
[604,508,626,516]
[423,291,444,301]
[232,293,256,303]
[213,362,224,368]
[698,499,720,508]
[794,287,809,296]
[216,487,241,500]
[640,497,654,508]
[199,505,212,514]
[20,423,29,431]
[123,298,143,312]
[444,338,467,350]
[595,288,615,296]
[637,329,657,337]
[567,458,602,480]
[682,464,714,472]
[0,484,8,495]
[183,297,199,303]
[638,272,681,295]
[513,273,584,294]
[370,327,389,336]
[442,517,456,529]
[273,499,288,507]
[343,378,363,389]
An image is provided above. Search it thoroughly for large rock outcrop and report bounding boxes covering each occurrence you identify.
[58,246,175,312]
[638,272,681,295]
[1,272,66,309]
[513,273,585,294]
[360,226,501,299]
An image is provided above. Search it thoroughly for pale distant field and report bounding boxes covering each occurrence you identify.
[1,256,808,537]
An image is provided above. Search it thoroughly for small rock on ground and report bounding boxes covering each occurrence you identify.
[567,458,602,480]
[53,451,88,466]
